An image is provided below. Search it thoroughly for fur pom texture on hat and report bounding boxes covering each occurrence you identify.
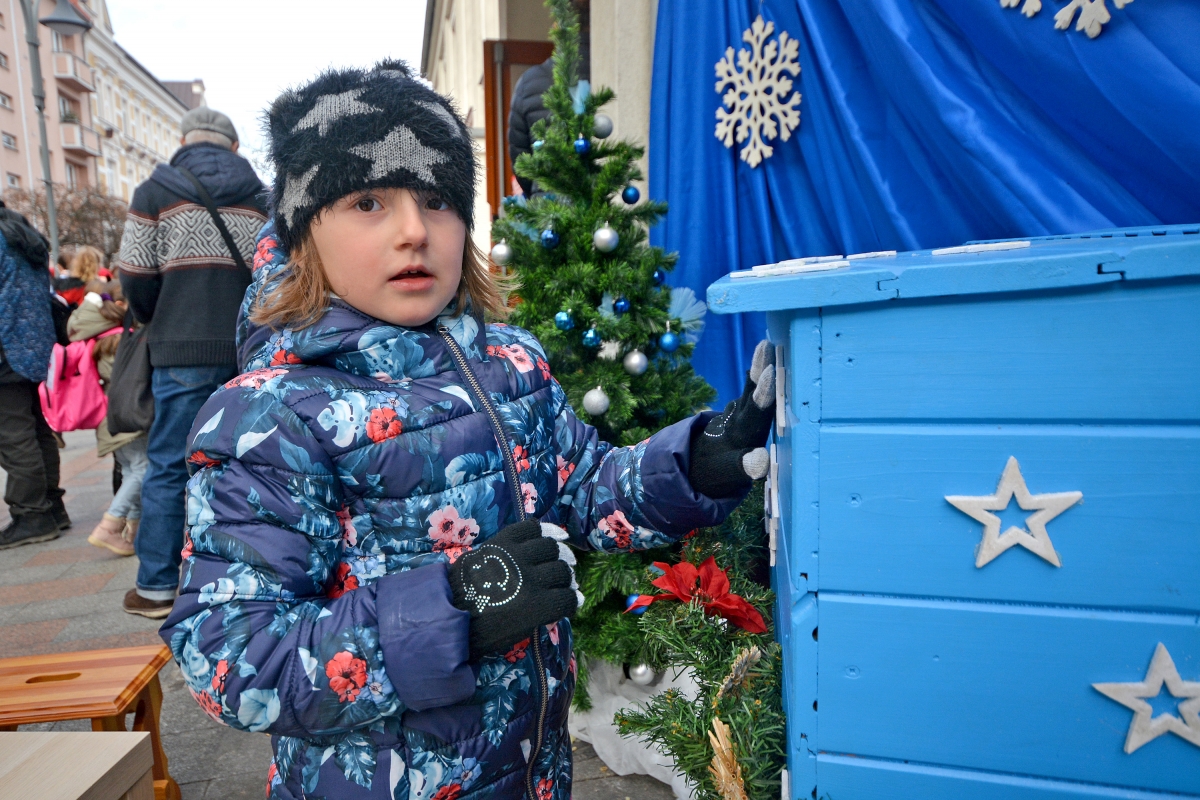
[267,60,475,251]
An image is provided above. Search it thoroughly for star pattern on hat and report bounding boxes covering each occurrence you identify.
[278,165,320,228]
[293,88,380,136]
[350,126,449,184]
[417,100,464,139]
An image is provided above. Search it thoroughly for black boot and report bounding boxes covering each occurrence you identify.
[0,512,60,550]
[49,496,71,530]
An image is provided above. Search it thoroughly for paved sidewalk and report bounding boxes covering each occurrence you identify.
[0,430,676,799]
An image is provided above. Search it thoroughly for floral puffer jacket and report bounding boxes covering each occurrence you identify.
[159,222,741,800]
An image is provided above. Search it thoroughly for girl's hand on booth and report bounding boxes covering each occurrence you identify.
[447,520,583,661]
[688,339,775,498]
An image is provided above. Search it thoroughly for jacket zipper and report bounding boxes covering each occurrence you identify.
[437,326,548,799]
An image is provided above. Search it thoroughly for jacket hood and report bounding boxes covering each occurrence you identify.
[150,143,264,207]
[235,219,484,376]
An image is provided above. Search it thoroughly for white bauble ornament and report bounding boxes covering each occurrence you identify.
[582,385,610,416]
[623,349,649,375]
[593,223,619,253]
[628,663,656,686]
[490,239,513,266]
[593,113,614,139]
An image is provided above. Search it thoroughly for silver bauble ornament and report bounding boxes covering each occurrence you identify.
[628,663,656,686]
[489,239,512,266]
[593,113,614,139]
[593,223,619,253]
[582,385,610,416]
[623,349,648,375]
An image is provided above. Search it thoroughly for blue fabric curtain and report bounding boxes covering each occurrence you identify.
[650,0,1200,405]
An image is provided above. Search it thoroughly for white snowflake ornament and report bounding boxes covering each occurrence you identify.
[715,15,802,168]
[1000,0,1135,39]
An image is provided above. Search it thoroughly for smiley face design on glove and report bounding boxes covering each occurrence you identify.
[459,544,524,613]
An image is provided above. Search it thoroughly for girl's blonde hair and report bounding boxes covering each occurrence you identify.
[250,231,512,330]
[69,246,104,284]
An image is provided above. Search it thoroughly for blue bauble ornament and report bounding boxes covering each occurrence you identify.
[532,139,544,151]
[659,330,681,353]
[613,296,631,315]
[621,185,640,205]
[582,327,602,348]
[626,594,648,615]
[554,310,574,331]
[574,135,590,154]
[540,229,560,249]
[652,268,667,286]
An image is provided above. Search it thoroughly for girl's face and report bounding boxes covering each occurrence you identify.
[311,187,465,327]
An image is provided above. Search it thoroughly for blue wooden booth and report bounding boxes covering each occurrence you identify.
[707,225,1200,799]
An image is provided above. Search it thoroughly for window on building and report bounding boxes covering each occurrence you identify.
[58,95,80,123]
[0,53,8,70]
[6,173,19,189]
[65,162,78,189]
[0,93,11,111]
[2,132,17,150]
[51,32,75,54]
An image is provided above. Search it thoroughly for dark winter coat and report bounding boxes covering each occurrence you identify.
[159,222,739,799]
[0,225,55,384]
[117,142,267,368]
[507,59,554,198]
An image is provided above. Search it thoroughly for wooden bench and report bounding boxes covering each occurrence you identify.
[0,731,154,799]
[0,645,181,800]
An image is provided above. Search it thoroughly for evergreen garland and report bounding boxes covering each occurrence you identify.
[491,1,785,796]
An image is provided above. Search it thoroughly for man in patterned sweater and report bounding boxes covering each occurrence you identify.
[117,107,267,618]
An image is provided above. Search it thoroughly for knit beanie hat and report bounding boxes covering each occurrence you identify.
[266,60,475,252]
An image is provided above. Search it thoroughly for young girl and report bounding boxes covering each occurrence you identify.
[161,61,774,800]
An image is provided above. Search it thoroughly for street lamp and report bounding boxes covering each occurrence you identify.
[18,0,92,267]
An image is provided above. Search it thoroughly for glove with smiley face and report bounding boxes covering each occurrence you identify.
[447,519,583,661]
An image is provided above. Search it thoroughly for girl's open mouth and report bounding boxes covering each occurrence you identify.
[388,267,435,290]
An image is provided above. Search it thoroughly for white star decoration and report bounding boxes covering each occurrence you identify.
[293,88,381,136]
[945,457,1082,568]
[350,126,449,185]
[1093,643,1200,754]
[277,165,320,228]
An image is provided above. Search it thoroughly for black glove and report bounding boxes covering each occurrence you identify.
[688,339,775,498]
[447,520,582,661]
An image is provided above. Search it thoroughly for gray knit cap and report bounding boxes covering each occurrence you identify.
[266,60,475,252]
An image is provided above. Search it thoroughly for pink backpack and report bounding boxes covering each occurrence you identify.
[39,330,118,432]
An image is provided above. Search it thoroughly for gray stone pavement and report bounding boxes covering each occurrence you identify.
[1,430,676,799]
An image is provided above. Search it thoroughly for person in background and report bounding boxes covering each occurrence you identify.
[0,201,69,549]
[67,286,146,557]
[55,245,106,306]
[116,107,267,618]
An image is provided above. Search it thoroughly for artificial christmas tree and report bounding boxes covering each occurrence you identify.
[490,2,784,797]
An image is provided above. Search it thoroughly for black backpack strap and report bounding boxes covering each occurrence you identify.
[176,166,249,273]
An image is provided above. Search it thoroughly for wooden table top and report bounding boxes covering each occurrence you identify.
[0,645,172,726]
[0,731,153,800]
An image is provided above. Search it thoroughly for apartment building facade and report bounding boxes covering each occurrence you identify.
[0,0,196,201]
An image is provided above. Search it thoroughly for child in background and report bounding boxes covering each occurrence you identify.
[66,285,146,556]
[160,61,774,800]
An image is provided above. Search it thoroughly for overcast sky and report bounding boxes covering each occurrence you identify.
[105,0,429,182]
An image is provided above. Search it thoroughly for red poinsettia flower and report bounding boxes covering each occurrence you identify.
[512,444,530,473]
[326,562,359,599]
[253,236,278,270]
[269,348,303,367]
[626,556,767,633]
[191,688,223,722]
[536,777,554,800]
[187,451,221,470]
[431,784,463,800]
[366,407,403,443]
[536,356,551,380]
[325,651,368,703]
[212,659,230,693]
[504,637,530,663]
[265,762,278,796]
[180,531,195,561]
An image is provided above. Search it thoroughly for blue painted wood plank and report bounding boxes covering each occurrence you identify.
[818,754,1200,800]
[816,425,1200,612]
[821,281,1200,422]
[708,230,1200,314]
[817,594,1200,794]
